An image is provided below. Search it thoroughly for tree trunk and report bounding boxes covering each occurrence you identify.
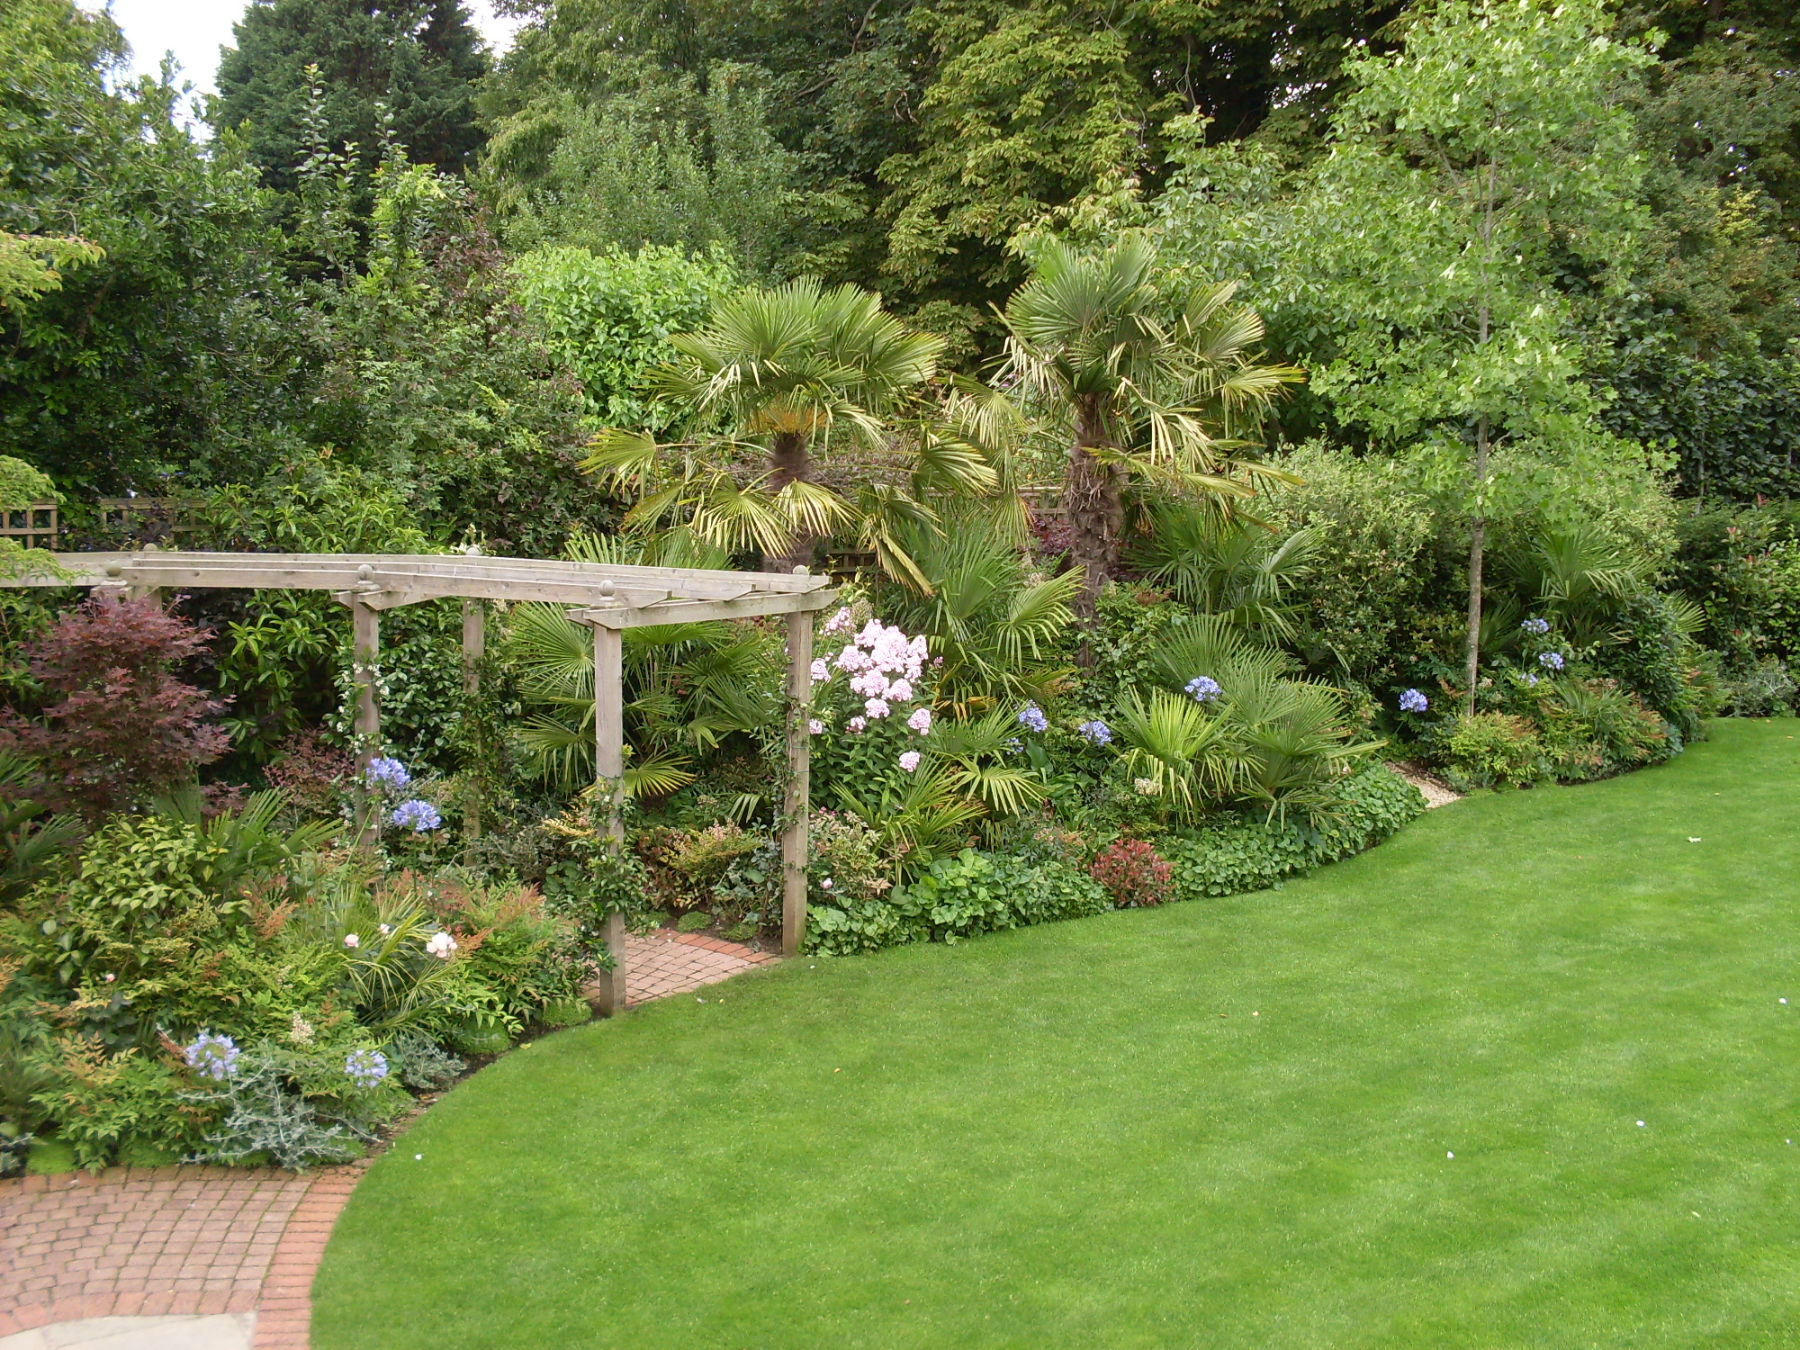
[768,431,814,574]
[1465,154,1497,717]
[1063,407,1123,622]
[1463,412,1488,716]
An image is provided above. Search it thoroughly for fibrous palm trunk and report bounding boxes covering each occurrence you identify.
[768,431,815,574]
[1063,406,1123,621]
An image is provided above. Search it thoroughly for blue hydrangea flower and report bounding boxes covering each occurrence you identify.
[364,756,411,790]
[1078,719,1113,746]
[1520,617,1551,635]
[344,1049,389,1089]
[1398,688,1429,714]
[1539,651,1565,671]
[390,799,443,833]
[184,1032,241,1081]
[1185,676,1222,704]
[1017,701,1048,733]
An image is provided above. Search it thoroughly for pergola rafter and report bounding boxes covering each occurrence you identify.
[3,550,838,1012]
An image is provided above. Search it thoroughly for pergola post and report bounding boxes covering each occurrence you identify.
[350,595,381,847]
[461,599,484,843]
[589,618,628,1016]
[782,605,813,958]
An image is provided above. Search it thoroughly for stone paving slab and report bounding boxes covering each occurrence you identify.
[0,1313,255,1349]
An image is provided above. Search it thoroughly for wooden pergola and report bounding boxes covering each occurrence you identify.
[3,550,838,1012]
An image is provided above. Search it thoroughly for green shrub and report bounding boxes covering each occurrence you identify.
[535,996,592,1029]
[1441,712,1546,790]
[1533,678,1676,781]
[676,911,712,933]
[1258,441,1438,688]
[1305,763,1428,863]
[895,851,1112,946]
[1164,820,1315,899]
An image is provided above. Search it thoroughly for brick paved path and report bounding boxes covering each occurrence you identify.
[1,932,774,1348]
[0,1163,364,1347]
[622,930,777,1005]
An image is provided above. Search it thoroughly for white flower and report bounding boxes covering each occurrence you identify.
[810,658,830,683]
[378,923,391,936]
[821,877,834,890]
[1133,777,1160,796]
[898,750,921,772]
[103,972,115,983]
[888,678,914,702]
[864,697,891,719]
[343,933,361,949]
[809,718,825,735]
[425,931,458,959]
[846,716,867,733]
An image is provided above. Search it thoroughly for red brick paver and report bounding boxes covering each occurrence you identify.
[0,1162,363,1348]
[622,930,777,1006]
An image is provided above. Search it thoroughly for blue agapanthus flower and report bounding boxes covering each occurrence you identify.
[364,756,411,790]
[1004,737,1024,756]
[1185,675,1222,704]
[184,1032,241,1081]
[1017,701,1048,733]
[1539,651,1566,671]
[390,799,443,833]
[1398,688,1429,714]
[1078,719,1113,746]
[1520,617,1551,635]
[344,1049,389,1089]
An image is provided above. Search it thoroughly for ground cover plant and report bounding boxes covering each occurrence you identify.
[313,720,1800,1347]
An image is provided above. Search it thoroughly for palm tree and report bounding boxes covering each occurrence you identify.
[583,277,992,584]
[997,234,1303,616]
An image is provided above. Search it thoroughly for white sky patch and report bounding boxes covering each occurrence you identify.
[79,1,525,104]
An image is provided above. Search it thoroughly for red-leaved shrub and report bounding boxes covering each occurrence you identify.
[0,593,229,819]
[1089,838,1175,908]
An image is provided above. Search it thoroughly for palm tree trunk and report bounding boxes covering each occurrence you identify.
[769,432,815,574]
[1064,407,1123,621]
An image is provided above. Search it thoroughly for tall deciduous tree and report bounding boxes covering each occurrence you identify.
[998,235,1300,618]
[1161,0,1661,709]
[215,0,487,191]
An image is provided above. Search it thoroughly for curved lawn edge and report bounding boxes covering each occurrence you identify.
[315,721,1800,1349]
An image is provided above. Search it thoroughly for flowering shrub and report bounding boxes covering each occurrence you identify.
[344,1049,389,1088]
[1089,839,1175,908]
[184,1033,242,1082]
[1184,675,1222,704]
[390,799,443,833]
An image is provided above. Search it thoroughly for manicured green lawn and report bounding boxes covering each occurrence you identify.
[314,721,1800,1348]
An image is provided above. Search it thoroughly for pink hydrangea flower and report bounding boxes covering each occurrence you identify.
[864,697,891,719]
[898,750,921,772]
[907,707,932,734]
